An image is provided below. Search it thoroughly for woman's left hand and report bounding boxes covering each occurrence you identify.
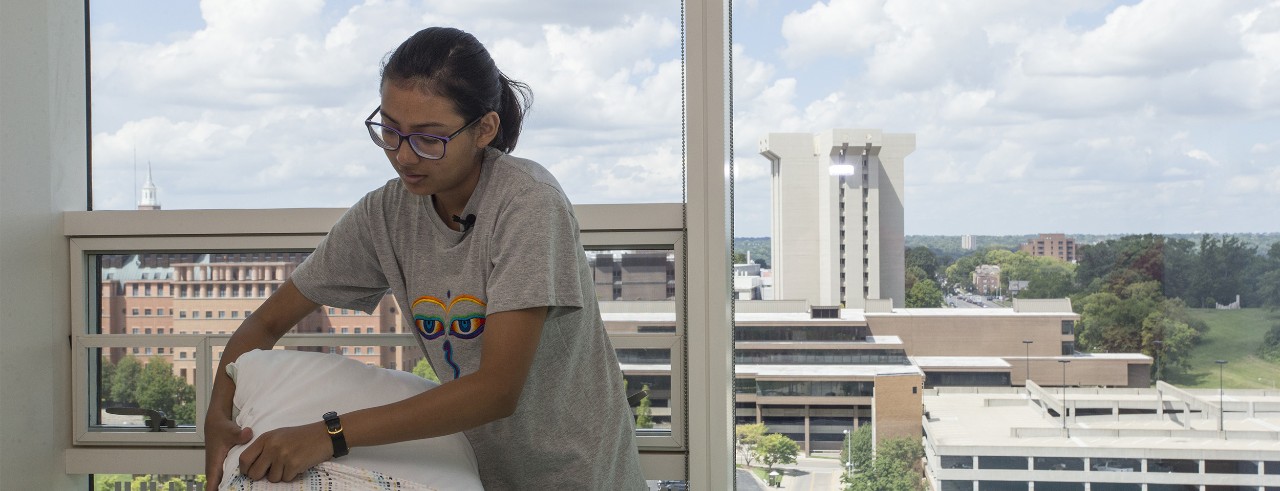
[237,421,333,482]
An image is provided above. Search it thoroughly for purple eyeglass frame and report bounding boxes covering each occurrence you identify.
[364,106,482,160]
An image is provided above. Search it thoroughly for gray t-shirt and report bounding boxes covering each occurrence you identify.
[291,148,645,490]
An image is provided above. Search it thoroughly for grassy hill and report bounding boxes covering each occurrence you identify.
[1162,308,1280,389]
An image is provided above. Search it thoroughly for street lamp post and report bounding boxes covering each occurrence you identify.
[1152,340,1163,383]
[843,428,852,475]
[1058,360,1071,434]
[1216,360,1228,432]
[1023,340,1033,388]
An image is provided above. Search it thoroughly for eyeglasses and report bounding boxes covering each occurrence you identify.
[364,106,482,160]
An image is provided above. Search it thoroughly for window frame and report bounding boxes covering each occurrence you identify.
[53,0,733,485]
[66,204,697,478]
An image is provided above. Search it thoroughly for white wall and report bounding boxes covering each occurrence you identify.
[0,0,88,488]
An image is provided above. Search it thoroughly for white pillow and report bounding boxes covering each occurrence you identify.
[221,349,482,490]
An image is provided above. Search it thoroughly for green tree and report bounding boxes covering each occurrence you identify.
[1076,281,1164,353]
[754,433,800,470]
[109,355,142,404]
[1140,297,1205,381]
[848,437,924,491]
[97,474,204,491]
[905,246,939,280]
[735,423,768,467]
[841,425,872,474]
[412,358,440,383]
[1000,255,1077,299]
[904,265,926,293]
[634,384,654,429]
[1077,281,1206,365]
[1256,323,1280,363]
[136,357,196,424]
[906,279,943,308]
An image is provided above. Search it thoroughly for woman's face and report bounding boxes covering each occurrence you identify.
[376,82,494,199]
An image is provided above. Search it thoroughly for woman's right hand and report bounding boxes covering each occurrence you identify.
[204,413,254,487]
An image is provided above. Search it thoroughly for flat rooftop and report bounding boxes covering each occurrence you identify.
[923,388,1280,458]
[738,364,922,378]
[912,356,1010,369]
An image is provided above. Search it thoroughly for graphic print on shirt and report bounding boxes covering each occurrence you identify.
[411,290,486,379]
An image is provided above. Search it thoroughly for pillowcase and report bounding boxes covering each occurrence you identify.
[221,349,482,490]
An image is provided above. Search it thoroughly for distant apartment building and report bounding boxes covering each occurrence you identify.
[971,264,1001,295]
[961,235,974,250]
[1021,233,1078,262]
[760,129,915,309]
[99,253,416,385]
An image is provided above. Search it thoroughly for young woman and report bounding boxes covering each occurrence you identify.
[204,27,646,489]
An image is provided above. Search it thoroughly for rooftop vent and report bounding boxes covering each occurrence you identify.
[810,306,840,319]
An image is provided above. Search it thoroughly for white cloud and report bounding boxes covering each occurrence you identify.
[778,0,894,63]
[1185,149,1221,167]
[89,0,1280,236]
[1023,1,1247,77]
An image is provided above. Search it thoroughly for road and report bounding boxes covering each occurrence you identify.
[735,456,845,490]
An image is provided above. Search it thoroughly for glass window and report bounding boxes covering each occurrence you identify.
[1091,458,1139,472]
[1090,484,1140,491]
[1205,459,1258,474]
[1034,457,1083,471]
[1035,483,1083,491]
[979,456,1028,470]
[978,482,1028,491]
[1149,459,1199,473]
[941,456,973,469]
[925,372,1011,388]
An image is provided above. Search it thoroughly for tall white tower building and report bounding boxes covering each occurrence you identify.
[759,129,915,308]
[137,163,160,211]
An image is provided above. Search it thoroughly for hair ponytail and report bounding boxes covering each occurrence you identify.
[493,73,532,153]
[381,27,533,153]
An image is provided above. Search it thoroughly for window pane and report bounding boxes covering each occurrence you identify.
[94,475,207,490]
[89,1,682,210]
[96,347,197,430]
[595,248,679,441]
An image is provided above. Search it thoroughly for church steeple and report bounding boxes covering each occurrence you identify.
[137,162,160,210]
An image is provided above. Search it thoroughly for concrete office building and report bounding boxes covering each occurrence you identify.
[604,298,1151,454]
[760,129,916,309]
[923,384,1280,490]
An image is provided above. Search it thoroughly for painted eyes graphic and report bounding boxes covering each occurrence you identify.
[411,293,486,379]
[413,315,486,340]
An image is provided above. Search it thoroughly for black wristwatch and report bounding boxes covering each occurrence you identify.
[322,411,349,458]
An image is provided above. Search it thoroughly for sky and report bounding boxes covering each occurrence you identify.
[89,0,1280,237]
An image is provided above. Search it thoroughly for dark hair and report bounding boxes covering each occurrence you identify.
[381,27,532,153]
